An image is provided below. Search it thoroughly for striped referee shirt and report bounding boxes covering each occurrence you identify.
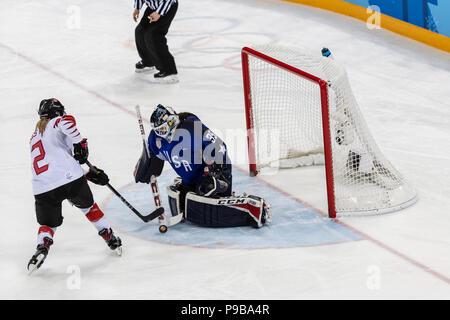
[134,0,177,15]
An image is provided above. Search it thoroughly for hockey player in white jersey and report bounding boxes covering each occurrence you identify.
[28,98,122,273]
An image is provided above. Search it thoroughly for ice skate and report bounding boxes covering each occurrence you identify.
[262,202,272,224]
[135,60,156,74]
[99,228,122,256]
[27,237,53,275]
[150,71,179,84]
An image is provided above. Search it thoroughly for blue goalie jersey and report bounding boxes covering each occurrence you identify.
[148,115,230,184]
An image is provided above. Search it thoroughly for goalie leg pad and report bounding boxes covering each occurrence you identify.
[165,184,184,226]
[167,184,182,217]
[184,193,270,228]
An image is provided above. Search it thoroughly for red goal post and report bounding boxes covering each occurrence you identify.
[241,45,417,219]
[241,46,337,218]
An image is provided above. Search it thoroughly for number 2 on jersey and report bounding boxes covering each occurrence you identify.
[32,140,49,175]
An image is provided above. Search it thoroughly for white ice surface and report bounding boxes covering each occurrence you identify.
[0,0,449,299]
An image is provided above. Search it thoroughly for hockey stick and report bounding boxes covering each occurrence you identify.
[135,105,185,233]
[85,160,163,223]
[135,105,165,216]
[135,104,149,155]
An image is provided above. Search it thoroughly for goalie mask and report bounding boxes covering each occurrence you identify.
[150,104,180,143]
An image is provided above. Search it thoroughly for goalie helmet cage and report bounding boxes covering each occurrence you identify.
[241,45,417,218]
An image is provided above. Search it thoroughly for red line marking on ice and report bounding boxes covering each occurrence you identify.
[239,166,450,285]
[0,42,135,118]
[4,41,448,286]
[222,54,241,71]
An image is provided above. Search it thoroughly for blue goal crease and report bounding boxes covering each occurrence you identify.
[103,170,362,249]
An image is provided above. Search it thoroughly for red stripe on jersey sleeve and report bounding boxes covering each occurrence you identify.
[63,122,77,130]
[62,115,76,124]
[53,118,61,128]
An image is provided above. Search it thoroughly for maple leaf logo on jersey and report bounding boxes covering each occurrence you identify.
[156,139,162,149]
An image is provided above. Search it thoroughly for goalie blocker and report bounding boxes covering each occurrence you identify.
[167,180,271,228]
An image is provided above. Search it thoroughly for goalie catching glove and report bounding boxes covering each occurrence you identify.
[196,176,228,197]
[86,167,109,186]
[196,163,231,197]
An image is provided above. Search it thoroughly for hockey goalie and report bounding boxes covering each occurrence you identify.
[134,104,272,229]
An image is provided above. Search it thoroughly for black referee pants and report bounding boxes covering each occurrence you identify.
[135,4,178,74]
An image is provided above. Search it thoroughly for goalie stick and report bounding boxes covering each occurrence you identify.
[135,105,179,233]
[135,105,165,217]
[85,160,163,223]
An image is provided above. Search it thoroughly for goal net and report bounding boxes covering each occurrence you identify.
[241,45,417,218]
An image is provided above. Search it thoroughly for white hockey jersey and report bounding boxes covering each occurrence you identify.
[30,115,85,195]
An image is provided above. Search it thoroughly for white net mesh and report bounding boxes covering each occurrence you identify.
[245,45,417,216]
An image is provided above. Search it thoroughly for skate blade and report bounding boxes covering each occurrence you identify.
[134,67,158,74]
[27,254,45,275]
[27,265,38,275]
[115,246,122,256]
[148,75,179,84]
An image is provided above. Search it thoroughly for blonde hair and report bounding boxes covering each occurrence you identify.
[35,118,51,135]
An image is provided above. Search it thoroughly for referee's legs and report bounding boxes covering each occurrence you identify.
[152,3,178,75]
[135,7,155,67]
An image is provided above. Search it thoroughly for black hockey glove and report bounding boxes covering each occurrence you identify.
[86,167,109,186]
[73,138,89,164]
[196,175,228,197]
[205,162,227,178]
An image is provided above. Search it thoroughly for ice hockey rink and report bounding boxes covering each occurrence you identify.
[1,0,449,299]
